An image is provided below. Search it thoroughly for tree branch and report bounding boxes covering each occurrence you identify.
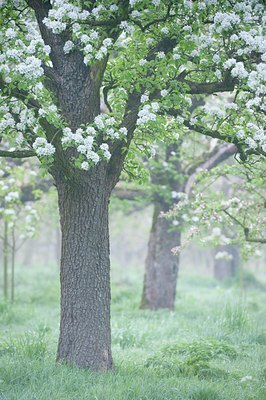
[185,143,236,194]
[107,90,141,184]
[223,209,266,244]
[188,143,236,176]
[0,76,40,111]
[132,2,174,32]
[0,149,36,158]
[184,77,236,94]
[181,120,266,159]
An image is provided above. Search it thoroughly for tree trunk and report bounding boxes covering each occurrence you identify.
[56,166,113,371]
[11,227,15,303]
[140,202,181,310]
[3,220,8,299]
[214,244,239,280]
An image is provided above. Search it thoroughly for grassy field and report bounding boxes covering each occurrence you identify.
[0,260,266,400]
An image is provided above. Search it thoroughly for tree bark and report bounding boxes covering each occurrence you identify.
[140,202,181,310]
[56,166,113,371]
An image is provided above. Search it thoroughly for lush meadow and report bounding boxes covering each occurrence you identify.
[0,259,265,400]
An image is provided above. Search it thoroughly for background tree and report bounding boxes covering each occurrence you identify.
[140,138,236,310]
[169,160,266,263]
[213,244,240,280]
[0,161,41,301]
[0,0,265,371]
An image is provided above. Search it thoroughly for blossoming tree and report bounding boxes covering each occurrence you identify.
[0,161,41,301]
[140,137,236,310]
[0,0,265,370]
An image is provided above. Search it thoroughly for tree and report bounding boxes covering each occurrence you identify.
[0,0,265,370]
[169,159,266,262]
[0,161,41,301]
[140,138,236,310]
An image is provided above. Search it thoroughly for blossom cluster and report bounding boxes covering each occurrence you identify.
[61,114,128,169]
[137,104,158,126]
[0,95,44,149]
[33,137,56,157]
[0,21,49,84]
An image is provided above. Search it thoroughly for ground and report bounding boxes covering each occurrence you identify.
[0,259,265,400]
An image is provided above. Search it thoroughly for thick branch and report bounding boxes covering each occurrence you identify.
[185,143,236,194]
[188,143,236,176]
[107,91,141,185]
[0,149,36,158]
[185,77,236,94]
[178,70,236,94]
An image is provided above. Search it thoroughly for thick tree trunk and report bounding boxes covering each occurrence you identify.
[214,244,239,280]
[140,202,181,310]
[56,167,113,371]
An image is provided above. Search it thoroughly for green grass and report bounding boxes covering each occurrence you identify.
[0,262,266,400]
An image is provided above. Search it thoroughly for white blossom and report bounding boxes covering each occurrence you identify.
[33,137,56,157]
[161,27,169,35]
[161,89,168,97]
[231,62,248,79]
[137,105,157,125]
[63,40,74,54]
[139,59,147,66]
[5,191,19,203]
[81,161,89,170]
[141,94,149,103]
[157,51,165,59]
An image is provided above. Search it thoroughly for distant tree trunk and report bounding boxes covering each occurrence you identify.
[56,165,113,371]
[3,220,8,299]
[214,244,239,280]
[140,201,181,310]
[11,227,15,303]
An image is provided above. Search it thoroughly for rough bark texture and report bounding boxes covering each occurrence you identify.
[56,166,113,370]
[214,244,239,280]
[140,201,181,310]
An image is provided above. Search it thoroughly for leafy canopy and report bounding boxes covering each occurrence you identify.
[0,0,265,175]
